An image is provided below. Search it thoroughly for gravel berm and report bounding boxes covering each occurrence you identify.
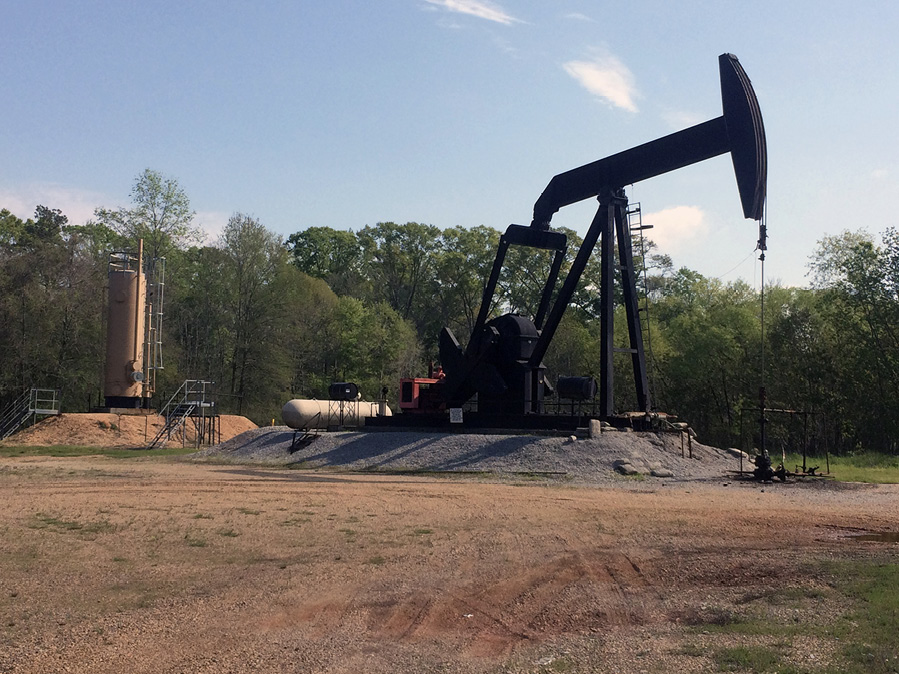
[192,426,747,484]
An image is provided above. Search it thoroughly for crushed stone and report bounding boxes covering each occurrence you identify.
[193,426,748,484]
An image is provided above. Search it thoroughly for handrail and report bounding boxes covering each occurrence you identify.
[0,387,60,440]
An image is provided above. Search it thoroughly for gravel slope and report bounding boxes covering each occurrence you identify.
[193,426,745,483]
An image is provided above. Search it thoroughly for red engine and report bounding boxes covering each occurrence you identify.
[399,366,445,412]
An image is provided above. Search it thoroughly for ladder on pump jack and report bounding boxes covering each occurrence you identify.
[626,203,657,410]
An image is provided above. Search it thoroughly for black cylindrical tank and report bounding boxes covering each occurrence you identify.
[328,382,359,401]
[557,376,598,401]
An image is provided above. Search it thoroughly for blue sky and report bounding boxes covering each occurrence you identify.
[3,1,898,287]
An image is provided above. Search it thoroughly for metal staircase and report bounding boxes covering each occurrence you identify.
[0,388,61,440]
[146,380,216,450]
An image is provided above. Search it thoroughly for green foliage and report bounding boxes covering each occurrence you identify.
[432,225,499,340]
[0,205,113,411]
[822,561,899,673]
[160,218,422,420]
[357,222,442,343]
[4,175,899,452]
[782,451,899,483]
[650,273,761,446]
[686,560,899,673]
[286,226,363,297]
[94,168,200,259]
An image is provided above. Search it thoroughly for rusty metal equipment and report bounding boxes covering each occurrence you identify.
[737,407,829,482]
[375,53,767,430]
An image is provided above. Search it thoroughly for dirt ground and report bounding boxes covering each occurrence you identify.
[2,413,258,448]
[0,455,897,673]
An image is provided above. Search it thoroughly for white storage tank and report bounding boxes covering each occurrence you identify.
[281,399,392,430]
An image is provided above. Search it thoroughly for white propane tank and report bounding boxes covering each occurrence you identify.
[281,399,392,430]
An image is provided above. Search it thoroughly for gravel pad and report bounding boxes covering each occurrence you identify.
[193,427,745,483]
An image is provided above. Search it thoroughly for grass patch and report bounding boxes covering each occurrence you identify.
[365,555,386,565]
[31,512,84,531]
[217,529,240,537]
[412,528,433,535]
[0,445,197,459]
[826,560,899,673]
[691,561,899,673]
[236,507,261,515]
[783,451,899,483]
[684,606,786,637]
[280,517,311,526]
[184,535,206,547]
[30,512,114,535]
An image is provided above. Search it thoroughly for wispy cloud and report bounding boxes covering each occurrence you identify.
[0,183,228,245]
[196,210,232,245]
[0,183,117,227]
[424,0,521,25]
[563,12,596,23]
[661,108,705,130]
[643,206,708,254]
[563,53,639,112]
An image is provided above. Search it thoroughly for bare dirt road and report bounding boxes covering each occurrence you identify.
[1,456,896,673]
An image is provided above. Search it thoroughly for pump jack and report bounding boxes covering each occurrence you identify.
[385,53,766,429]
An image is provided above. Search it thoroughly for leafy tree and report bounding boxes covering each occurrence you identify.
[94,168,200,260]
[805,230,899,452]
[432,225,499,341]
[0,207,113,411]
[357,222,441,326]
[652,273,761,445]
[319,296,421,402]
[281,267,340,398]
[0,209,26,248]
[219,213,289,416]
[166,245,232,387]
[286,226,363,297]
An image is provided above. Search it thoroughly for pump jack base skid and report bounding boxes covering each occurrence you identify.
[365,412,665,434]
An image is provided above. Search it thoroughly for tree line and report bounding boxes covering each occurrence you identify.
[2,169,897,454]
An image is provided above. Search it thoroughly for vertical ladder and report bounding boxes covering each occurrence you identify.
[627,203,657,410]
[144,257,166,399]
